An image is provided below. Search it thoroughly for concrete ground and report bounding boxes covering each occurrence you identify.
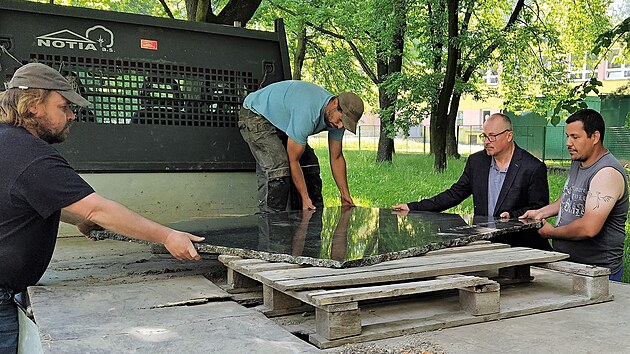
[29,236,630,353]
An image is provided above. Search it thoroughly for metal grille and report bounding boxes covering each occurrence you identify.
[32,54,258,127]
[606,127,630,163]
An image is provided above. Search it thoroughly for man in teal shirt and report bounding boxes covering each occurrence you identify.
[239,80,364,212]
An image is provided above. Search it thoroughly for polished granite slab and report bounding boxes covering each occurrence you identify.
[91,207,542,268]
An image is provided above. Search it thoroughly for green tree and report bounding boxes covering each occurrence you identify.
[253,0,408,163]
[501,0,613,125]
[402,0,613,170]
[261,0,613,171]
[42,0,623,171]
[390,0,531,170]
[257,0,410,163]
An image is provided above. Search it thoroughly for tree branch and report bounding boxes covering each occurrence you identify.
[268,0,378,84]
[461,0,525,81]
[158,0,175,19]
[216,0,262,26]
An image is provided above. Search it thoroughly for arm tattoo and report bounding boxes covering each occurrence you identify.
[588,191,614,210]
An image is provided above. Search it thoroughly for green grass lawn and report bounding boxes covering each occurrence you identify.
[314,147,629,283]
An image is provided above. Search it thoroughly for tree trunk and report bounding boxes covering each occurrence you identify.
[186,0,199,20]
[433,0,459,172]
[376,54,394,162]
[292,26,307,80]
[377,84,395,162]
[195,0,210,22]
[376,0,406,163]
[427,0,444,157]
[429,104,438,155]
[446,91,461,159]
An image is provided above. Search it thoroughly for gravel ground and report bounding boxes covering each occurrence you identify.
[330,337,446,354]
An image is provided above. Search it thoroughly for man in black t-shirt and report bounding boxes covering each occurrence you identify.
[0,63,205,353]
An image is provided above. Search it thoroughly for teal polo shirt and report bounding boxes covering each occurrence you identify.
[243,80,345,145]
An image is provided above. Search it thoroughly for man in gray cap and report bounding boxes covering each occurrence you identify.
[0,63,204,353]
[239,80,364,212]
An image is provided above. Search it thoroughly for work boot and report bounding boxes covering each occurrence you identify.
[265,176,290,213]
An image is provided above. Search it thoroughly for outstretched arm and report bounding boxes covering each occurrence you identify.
[520,198,561,221]
[62,193,204,260]
[328,138,354,206]
[403,158,474,212]
[287,138,315,210]
[526,168,625,240]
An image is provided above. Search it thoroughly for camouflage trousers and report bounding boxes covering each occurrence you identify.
[238,108,323,213]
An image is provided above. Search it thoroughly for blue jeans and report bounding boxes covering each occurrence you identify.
[0,288,18,354]
[610,266,624,282]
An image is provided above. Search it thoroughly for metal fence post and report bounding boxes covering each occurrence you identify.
[423,126,427,153]
[542,126,546,161]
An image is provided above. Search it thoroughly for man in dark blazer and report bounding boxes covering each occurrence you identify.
[393,113,551,250]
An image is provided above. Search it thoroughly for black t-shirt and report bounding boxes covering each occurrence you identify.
[0,124,94,292]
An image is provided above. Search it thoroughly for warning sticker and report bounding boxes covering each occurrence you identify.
[140,39,158,50]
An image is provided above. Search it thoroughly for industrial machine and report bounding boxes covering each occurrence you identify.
[0,0,291,172]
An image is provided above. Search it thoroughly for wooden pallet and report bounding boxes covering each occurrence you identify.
[219,242,613,349]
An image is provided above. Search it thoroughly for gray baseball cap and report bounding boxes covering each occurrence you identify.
[7,63,91,107]
[338,92,364,134]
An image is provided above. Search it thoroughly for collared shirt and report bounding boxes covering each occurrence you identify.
[487,157,508,215]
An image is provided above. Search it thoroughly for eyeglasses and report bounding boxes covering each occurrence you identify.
[337,103,343,113]
[479,129,511,142]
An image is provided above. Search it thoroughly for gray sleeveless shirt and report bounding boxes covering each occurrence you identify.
[553,151,628,273]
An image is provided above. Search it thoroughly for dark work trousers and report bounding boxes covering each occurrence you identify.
[238,108,324,213]
[0,288,18,354]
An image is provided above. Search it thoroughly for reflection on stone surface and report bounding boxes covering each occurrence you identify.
[91,207,542,268]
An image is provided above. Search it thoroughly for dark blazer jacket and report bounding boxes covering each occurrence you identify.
[407,144,551,250]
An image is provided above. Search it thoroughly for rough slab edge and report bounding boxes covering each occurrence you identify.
[92,222,541,269]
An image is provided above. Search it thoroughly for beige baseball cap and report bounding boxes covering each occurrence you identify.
[338,92,364,134]
[7,63,90,107]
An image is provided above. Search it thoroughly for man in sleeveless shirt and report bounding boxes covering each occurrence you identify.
[521,109,628,281]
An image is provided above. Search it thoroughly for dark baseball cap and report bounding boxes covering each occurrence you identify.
[7,63,91,107]
[338,92,364,134]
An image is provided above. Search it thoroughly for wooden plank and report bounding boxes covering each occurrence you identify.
[305,275,495,306]
[225,258,300,278]
[309,293,613,349]
[261,249,568,291]
[458,283,500,315]
[573,275,610,299]
[263,284,302,311]
[536,261,611,277]
[218,254,246,266]
[316,307,361,340]
[256,248,566,284]
[227,268,259,289]
[238,262,302,274]
[227,258,271,269]
[426,242,510,255]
